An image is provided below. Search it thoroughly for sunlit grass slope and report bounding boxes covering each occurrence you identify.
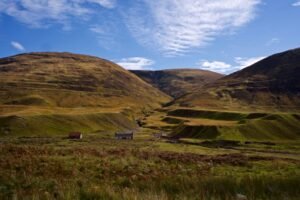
[160,108,300,141]
[0,111,136,136]
[0,52,172,136]
[0,52,171,109]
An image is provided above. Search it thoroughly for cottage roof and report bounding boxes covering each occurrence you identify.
[69,132,82,137]
[115,131,133,135]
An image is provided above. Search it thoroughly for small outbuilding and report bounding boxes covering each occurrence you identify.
[153,132,162,138]
[115,131,133,140]
[68,132,83,139]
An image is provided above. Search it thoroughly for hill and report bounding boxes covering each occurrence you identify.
[0,52,171,108]
[174,48,300,111]
[0,52,171,136]
[130,69,223,98]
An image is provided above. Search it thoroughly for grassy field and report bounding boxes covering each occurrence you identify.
[0,134,299,200]
[0,104,299,199]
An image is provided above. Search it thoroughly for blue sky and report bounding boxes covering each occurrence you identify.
[0,0,300,74]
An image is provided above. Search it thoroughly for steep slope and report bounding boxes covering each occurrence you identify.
[130,69,223,98]
[175,48,300,111]
[0,52,171,136]
[0,52,171,109]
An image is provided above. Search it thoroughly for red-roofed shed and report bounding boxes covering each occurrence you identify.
[68,132,83,139]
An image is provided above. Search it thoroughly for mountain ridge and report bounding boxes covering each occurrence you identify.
[173,48,300,111]
[131,68,223,98]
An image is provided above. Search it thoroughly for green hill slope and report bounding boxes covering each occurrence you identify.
[166,109,300,141]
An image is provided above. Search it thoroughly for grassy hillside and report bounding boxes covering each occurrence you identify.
[0,52,171,109]
[0,110,136,136]
[0,52,173,136]
[168,109,300,141]
[131,69,223,98]
[174,48,300,111]
[140,108,300,142]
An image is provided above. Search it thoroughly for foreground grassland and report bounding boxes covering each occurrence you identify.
[0,135,299,200]
[1,106,299,199]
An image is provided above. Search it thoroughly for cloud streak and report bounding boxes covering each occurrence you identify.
[0,0,116,28]
[266,38,280,46]
[292,1,300,6]
[11,41,25,51]
[117,57,154,70]
[125,0,261,56]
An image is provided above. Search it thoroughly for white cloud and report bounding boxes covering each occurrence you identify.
[234,56,265,69]
[11,41,25,51]
[125,0,261,56]
[199,60,232,74]
[198,56,265,74]
[292,1,300,6]
[90,25,106,35]
[0,0,116,28]
[266,38,280,46]
[117,57,155,70]
[88,0,116,9]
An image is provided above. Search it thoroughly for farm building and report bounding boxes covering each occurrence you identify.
[68,132,83,139]
[154,132,168,139]
[153,132,162,138]
[115,131,133,140]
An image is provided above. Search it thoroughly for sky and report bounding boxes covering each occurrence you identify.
[0,0,300,74]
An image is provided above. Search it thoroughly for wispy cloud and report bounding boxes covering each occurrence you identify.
[89,21,117,49]
[125,0,261,56]
[90,25,106,35]
[117,57,154,70]
[11,41,25,51]
[0,0,116,28]
[292,1,300,6]
[199,56,265,74]
[266,38,280,46]
[88,0,116,9]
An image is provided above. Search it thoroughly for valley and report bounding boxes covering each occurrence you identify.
[1,99,299,200]
[0,50,299,199]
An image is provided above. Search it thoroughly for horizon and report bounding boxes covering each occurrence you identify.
[1,0,300,74]
[1,47,299,76]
